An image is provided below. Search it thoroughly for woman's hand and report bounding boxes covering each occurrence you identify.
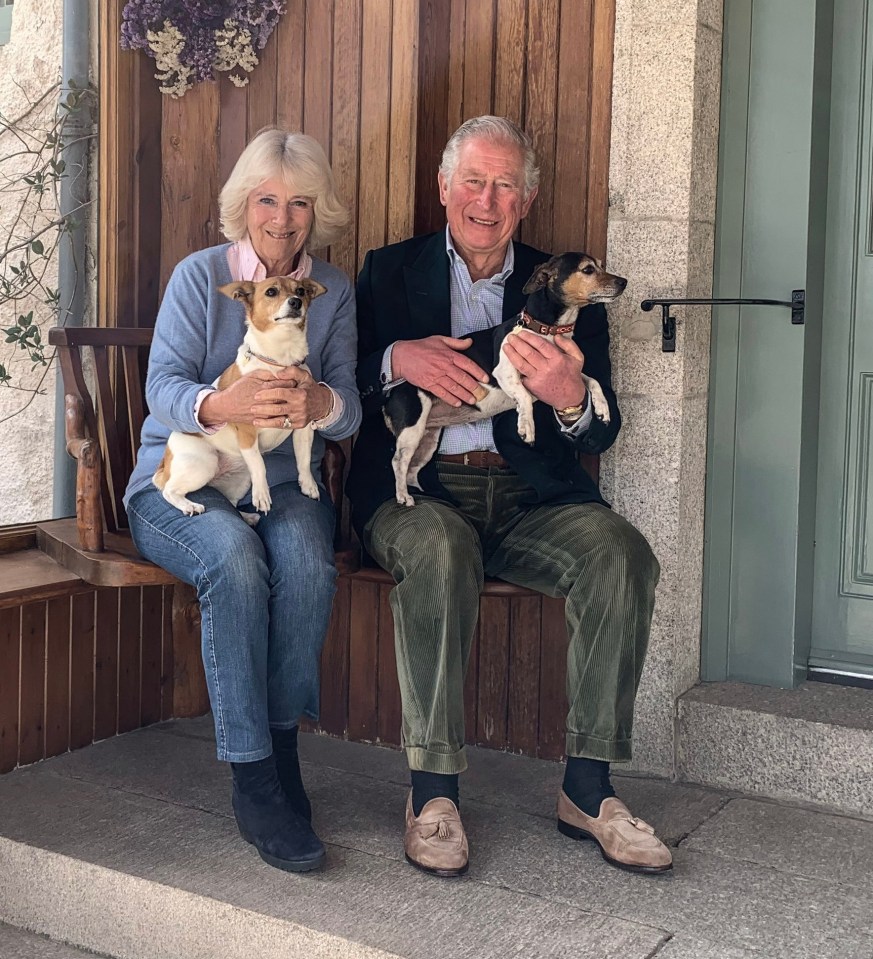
[199,367,332,429]
[250,366,332,428]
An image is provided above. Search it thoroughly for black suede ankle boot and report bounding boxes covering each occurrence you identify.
[270,726,312,822]
[231,755,325,872]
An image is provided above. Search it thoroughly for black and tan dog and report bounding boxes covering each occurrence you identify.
[383,253,627,506]
[153,275,326,522]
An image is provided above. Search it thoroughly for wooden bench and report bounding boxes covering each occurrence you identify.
[39,326,588,760]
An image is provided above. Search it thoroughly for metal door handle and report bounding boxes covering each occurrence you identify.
[639,291,805,352]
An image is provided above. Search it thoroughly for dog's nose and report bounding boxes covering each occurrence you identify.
[288,297,302,310]
[616,276,628,290]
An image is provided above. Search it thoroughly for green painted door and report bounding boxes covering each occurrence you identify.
[809,0,873,678]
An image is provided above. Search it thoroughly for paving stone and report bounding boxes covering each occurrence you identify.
[0,772,666,959]
[0,923,104,959]
[655,936,767,959]
[682,797,873,889]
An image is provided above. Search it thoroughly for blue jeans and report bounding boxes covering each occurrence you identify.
[127,482,337,762]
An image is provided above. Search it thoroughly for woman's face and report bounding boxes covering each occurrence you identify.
[245,176,314,273]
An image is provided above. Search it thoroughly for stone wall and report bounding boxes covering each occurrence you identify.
[604,0,724,775]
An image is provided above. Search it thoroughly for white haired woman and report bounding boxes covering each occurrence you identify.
[124,129,361,873]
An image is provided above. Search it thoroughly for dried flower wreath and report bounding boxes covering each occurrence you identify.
[120,1,286,97]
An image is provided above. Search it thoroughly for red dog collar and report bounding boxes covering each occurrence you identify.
[517,309,575,336]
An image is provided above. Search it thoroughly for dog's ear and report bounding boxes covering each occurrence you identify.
[218,281,255,302]
[302,278,327,300]
[522,258,560,294]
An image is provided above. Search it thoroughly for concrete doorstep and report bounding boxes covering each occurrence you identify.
[1,718,872,959]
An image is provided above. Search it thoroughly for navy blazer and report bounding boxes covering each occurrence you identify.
[347,232,622,535]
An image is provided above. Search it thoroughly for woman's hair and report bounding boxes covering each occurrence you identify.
[219,129,351,249]
[439,116,540,198]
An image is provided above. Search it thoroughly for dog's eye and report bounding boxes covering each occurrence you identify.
[296,287,306,297]
[265,287,278,297]
[581,266,596,275]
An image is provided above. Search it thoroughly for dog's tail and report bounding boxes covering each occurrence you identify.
[152,449,170,490]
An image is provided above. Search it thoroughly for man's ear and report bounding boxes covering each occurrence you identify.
[437,170,450,208]
[218,281,255,302]
[520,185,538,220]
[522,255,559,294]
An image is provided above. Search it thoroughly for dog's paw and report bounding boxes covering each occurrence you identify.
[517,417,536,444]
[252,488,272,513]
[239,511,260,527]
[182,501,205,516]
[299,478,320,500]
[396,491,416,507]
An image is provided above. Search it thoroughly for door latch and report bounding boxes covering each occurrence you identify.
[639,291,806,352]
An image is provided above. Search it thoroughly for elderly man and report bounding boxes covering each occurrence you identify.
[347,116,670,877]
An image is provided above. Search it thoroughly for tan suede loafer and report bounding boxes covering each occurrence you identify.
[404,794,469,877]
[557,791,673,874]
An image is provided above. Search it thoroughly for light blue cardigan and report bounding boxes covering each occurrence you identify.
[124,244,362,507]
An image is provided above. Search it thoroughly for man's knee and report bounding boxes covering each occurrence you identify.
[593,515,659,588]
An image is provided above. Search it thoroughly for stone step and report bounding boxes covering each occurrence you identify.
[678,680,873,815]
[0,922,107,958]
[2,718,873,959]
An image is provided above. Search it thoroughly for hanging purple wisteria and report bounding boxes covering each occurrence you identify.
[120,1,286,98]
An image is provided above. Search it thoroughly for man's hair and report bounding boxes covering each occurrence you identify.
[219,128,350,249]
[439,116,540,197]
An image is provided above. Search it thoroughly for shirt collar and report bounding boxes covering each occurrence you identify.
[444,226,514,284]
[234,237,312,281]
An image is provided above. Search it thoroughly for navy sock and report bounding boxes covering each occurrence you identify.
[562,757,615,817]
[410,771,459,816]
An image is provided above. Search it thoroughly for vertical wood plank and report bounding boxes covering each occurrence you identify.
[446,0,466,132]
[303,0,334,153]
[94,588,119,741]
[0,607,20,772]
[18,602,46,766]
[117,588,141,733]
[522,0,559,252]
[586,0,616,261]
[140,585,163,727]
[462,0,495,118]
[553,0,593,252]
[376,584,402,745]
[357,0,393,262]
[330,0,363,277]
[276,0,306,133]
[387,0,420,245]
[507,594,542,755]
[414,0,452,236]
[538,595,568,759]
[44,597,71,759]
[476,595,509,749]
[319,575,351,737]
[219,78,249,189]
[172,584,209,718]
[246,25,279,140]
[462,612,479,746]
[160,585,175,721]
[160,82,221,293]
[493,0,527,124]
[69,592,96,750]
[347,579,379,740]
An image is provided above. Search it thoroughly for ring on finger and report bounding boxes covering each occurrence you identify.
[282,416,293,429]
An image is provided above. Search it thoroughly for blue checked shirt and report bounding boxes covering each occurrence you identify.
[381,228,591,454]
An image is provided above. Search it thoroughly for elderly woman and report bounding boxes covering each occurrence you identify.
[124,130,361,874]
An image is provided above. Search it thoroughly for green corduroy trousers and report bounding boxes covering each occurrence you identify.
[363,462,660,774]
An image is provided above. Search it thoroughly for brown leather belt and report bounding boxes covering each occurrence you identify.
[436,451,511,469]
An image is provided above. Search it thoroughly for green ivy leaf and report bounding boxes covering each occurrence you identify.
[31,239,44,255]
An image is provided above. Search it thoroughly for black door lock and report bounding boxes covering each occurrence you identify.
[639,291,806,352]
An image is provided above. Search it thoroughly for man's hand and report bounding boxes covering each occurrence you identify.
[501,330,587,410]
[392,335,489,407]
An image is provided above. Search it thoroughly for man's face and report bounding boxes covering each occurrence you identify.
[438,137,537,267]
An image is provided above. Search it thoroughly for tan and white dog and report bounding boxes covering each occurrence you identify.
[153,276,326,523]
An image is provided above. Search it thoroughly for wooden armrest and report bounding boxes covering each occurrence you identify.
[64,394,105,552]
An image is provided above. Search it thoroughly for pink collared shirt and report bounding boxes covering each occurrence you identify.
[193,239,342,429]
